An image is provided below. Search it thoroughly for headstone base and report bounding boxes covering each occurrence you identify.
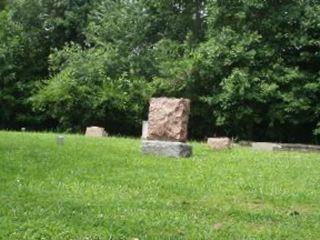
[252,142,281,151]
[141,140,192,158]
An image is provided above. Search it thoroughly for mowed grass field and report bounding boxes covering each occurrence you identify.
[0,131,320,240]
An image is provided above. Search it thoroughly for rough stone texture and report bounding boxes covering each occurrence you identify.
[141,121,148,140]
[141,140,192,158]
[85,126,107,137]
[147,97,190,142]
[207,137,231,150]
[251,142,281,151]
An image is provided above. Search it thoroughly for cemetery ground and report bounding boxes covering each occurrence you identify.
[0,131,320,240]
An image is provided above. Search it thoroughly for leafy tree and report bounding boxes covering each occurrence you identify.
[1,0,319,143]
[191,0,320,142]
[0,0,7,10]
[31,44,152,134]
[0,10,34,128]
[31,0,203,133]
[0,0,98,129]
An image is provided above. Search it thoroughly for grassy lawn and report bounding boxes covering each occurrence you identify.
[0,131,320,239]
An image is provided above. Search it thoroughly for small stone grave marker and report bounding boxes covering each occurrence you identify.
[141,121,148,140]
[56,135,64,145]
[85,126,108,137]
[207,137,231,150]
[251,142,281,151]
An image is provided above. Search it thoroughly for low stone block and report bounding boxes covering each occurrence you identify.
[207,137,231,150]
[141,140,192,158]
[85,126,107,137]
[278,143,320,152]
[251,142,281,151]
[238,140,252,147]
[141,121,148,139]
[251,142,320,152]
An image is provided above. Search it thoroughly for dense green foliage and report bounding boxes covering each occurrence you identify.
[0,0,319,142]
[1,131,320,239]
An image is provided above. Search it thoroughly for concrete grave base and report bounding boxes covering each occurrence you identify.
[251,142,281,151]
[141,140,192,158]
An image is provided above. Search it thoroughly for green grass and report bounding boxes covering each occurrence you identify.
[0,131,320,239]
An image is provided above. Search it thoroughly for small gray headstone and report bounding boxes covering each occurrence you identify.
[56,135,64,145]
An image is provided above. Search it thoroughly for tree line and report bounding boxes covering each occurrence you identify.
[0,0,319,143]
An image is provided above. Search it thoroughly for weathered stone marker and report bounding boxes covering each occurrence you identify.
[85,126,108,137]
[56,135,64,145]
[141,121,148,140]
[251,142,281,151]
[141,97,192,158]
[207,137,231,150]
[147,97,190,142]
